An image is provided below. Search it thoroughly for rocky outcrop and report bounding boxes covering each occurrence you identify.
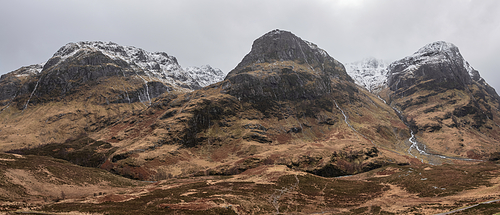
[0,64,42,106]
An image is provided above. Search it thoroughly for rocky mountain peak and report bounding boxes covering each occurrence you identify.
[221,30,355,117]
[239,29,329,64]
[387,41,479,93]
[414,41,459,55]
[47,41,182,75]
[227,29,350,82]
[39,41,226,91]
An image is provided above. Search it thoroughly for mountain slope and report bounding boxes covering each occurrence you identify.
[378,41,500,161]
[0,41,225,151]
[94,30,412,180]
[4,33,500,215]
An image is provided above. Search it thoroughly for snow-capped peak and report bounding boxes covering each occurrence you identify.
[389,41,478,81]
[345,57,389,92]
[49,41,224,89]
[414,41,458,55]
[53,41,182,73]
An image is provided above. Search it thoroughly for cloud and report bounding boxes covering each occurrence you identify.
[1,0,499,91]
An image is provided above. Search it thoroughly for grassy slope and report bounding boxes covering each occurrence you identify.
[0,152,139,210]
[1,163,497,214]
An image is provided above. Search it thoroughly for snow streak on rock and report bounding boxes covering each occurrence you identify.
[13,64,44,78]
[22,77,41,111]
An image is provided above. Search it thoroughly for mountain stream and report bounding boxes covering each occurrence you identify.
[333,100,375,146]
[376,96,481,164]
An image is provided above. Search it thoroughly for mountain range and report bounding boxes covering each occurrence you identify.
[1,30,500,214]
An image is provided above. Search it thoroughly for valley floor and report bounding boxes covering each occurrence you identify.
[1,152,500,215]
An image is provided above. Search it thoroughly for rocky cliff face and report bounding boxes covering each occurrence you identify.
[228,30,350,80]
[387,41,475,95]
[225,30,354,115]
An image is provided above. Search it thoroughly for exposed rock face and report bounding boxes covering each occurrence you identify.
[227,30,351,81]
[225,30,354,115]
[387,41,475,94]
[229,30,348,75]
[0,64,43,106]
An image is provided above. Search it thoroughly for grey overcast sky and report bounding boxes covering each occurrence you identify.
[1,0,499,91]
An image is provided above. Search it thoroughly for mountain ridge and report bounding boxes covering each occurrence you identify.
[2,30,500,214]
[0,41,225,109]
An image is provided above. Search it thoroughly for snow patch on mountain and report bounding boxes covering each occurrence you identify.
[389,41,477,78]
[345,58,389,92]
[13,63,44,77]
[184,65,225,87]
